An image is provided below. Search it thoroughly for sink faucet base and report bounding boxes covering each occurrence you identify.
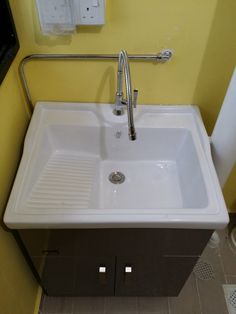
[113,108,125,116]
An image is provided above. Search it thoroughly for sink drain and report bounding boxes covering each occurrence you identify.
[109,172,125,184]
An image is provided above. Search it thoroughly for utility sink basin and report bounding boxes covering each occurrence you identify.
[4,102,229,229]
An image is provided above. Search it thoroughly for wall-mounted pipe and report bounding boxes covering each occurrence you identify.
[18,50,173,113]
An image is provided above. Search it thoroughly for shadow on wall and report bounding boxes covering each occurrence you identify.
[193,0,236,135]
[223,164,236,213]
[95,66,116,102]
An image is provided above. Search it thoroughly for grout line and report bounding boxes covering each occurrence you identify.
[228,240,236,257]
[218,231,228,279]
[225,274,229,285]
[219,249,227,283]
[38,293,45,314]
[194,273,204,314]
[167,297,172,314]
[71,296,75,314]
[219,228,236,279]
[135,296,138,314]
[103,297,107,314]
[103,297,106,314]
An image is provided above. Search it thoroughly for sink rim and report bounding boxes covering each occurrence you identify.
[4,102,229,229]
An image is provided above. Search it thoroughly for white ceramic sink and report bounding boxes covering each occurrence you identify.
[4,102,229,229]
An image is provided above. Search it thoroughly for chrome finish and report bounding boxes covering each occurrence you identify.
[159,49,173,63]
[129,126,136,141]
[114,50,136,141]
[112,107,125,116]
[109,171,125,184]
[133,89,138,108]
[18,50,172,114]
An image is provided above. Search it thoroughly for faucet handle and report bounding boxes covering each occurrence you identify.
[133,89,138,108]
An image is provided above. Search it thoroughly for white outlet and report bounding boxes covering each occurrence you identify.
[75,0,105,25]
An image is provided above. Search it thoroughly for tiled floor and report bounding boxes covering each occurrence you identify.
[39,227,236,314]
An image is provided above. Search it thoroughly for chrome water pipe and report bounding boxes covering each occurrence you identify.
[114,50,137,141]
[18,50,173,114]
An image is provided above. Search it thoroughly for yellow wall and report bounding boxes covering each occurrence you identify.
[0,58,38,314]
[0,2,39,313]
[1,3,236,313]
[16,0,218,106]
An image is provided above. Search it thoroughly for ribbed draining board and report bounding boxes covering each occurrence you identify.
[26,153,97,210]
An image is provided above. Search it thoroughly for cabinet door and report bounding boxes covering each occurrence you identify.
[75,256,115,296]
[115,255,163,296]
[115,255,198,297]
[41,255,115,296]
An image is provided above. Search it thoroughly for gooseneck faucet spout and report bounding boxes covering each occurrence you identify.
[114,50,138,141]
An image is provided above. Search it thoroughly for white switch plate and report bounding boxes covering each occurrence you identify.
[74,0,105,25]
[36,0,76,34]
[36,0,74,24]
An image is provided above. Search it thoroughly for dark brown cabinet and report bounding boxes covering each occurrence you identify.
[160,256,198,295]
[41,256,77,295]
[17,228,212,296]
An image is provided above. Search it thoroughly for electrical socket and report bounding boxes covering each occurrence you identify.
[75,0,105,25]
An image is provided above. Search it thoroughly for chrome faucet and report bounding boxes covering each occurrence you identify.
[113,50,138,141]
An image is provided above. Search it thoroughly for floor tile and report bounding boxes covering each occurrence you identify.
[168,273,201,314]
[72,297,105,314]
[137,297,169,314]
[219,229,236,276]
[41,296,73,314]
[226,276,236,284]
[104,297,137,313]
[194,246,228,314]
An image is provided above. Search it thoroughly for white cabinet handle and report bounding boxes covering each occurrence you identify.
[99,265,107,284]
[99,266,106,273]
[125,266,132,273]
[124,265,133,284]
